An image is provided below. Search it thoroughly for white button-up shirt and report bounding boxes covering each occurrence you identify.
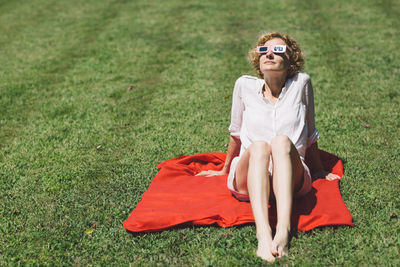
[228,72,319,160]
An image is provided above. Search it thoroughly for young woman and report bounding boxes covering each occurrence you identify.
[197,32,339,262]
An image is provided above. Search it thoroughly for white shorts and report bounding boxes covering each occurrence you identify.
[227,156,312,202]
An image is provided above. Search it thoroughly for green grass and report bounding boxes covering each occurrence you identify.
[1,0,399,265]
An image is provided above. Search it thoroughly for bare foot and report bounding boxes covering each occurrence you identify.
[256,235,275,262]
[271,227,289,258]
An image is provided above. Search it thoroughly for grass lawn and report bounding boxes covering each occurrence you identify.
[1,0,399,265]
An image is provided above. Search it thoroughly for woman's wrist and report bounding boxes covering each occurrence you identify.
[221,166,229,174]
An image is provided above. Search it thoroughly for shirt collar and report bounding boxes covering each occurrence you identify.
[257,77,292,100]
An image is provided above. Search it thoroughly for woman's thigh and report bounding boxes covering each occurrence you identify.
[234,141,271,194]
[289,143,305,193]
[270,136,304,193]
[234,138,304,195]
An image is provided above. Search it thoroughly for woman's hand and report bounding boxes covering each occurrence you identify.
[195,170,227,177]
[307,143,340,181]
[313,170,340,181]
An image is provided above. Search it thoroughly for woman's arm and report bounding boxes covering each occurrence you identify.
[197,78,245,176]
[196,135,241,176]
[307,142,324,173]
[305,79,340,181]
[307,142,340,181]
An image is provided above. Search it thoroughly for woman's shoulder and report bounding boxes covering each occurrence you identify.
[285,72,311,91]
[235,75,263,87]
[236,75,260,82]
[234,75,263,94]
[291,72,311,84]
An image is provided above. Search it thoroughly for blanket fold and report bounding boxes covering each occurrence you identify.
[123,150,353,232]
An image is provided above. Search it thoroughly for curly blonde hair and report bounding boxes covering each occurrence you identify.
[248,32,304,78]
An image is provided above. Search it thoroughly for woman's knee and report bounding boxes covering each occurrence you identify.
[248,141,271,159]
[271,135,293,155]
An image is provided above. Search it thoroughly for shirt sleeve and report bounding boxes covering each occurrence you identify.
[304,78,319,147]
[228,78,244,137]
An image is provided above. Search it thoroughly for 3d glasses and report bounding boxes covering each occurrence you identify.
[256,45,287,54]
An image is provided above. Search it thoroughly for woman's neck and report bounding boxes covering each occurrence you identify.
[263,73,287,97]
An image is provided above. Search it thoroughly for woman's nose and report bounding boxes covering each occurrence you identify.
[265,50,274,58]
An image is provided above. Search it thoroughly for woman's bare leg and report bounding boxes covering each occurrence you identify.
[235,141,275,262]
[269,135,304,258]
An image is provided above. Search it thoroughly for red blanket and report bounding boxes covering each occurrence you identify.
[123,151,353,232]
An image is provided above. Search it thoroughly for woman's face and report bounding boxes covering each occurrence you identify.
[259,38,290,77]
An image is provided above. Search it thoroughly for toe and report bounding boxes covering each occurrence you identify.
[270,242,278,256]
[277,247,283,258]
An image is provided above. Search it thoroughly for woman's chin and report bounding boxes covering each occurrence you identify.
[261,69,287,76]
